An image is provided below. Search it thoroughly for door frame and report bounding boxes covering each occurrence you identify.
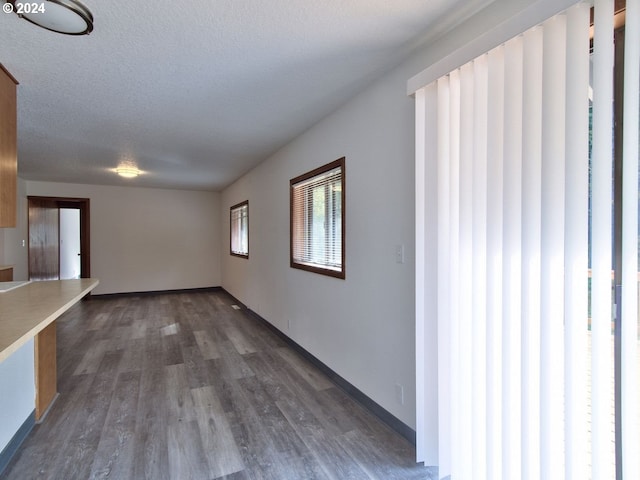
[27,196,91,279]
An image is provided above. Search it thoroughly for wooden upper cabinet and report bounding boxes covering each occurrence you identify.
[0,64,18,228]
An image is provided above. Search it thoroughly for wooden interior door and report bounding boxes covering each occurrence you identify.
[28,197,91,280]
[28,198,60,280]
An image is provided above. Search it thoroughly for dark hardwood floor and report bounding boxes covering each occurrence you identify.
[1,290,435,480]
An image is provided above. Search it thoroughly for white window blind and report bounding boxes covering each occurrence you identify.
[230,201,248,257]
[414,0,639,478]
[290,158,344,278]
[620,0,639,478]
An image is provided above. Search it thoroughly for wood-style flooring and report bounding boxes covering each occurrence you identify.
[1,289,435,480]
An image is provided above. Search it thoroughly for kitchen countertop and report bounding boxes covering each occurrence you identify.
[0,278,99,363]
[0,280,31,293]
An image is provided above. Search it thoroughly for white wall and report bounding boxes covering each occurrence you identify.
[221,0,557,436]
[22,181,221,294]
[0,339,35,454]
[222,60,418,428]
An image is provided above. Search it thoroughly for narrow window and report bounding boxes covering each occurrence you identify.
[290,158,345,278]
[230,200,249,258]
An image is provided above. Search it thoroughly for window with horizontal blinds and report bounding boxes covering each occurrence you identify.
[290,158,345,278]
[230,200,248,258]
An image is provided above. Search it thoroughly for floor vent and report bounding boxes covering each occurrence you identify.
[231,305,241,310]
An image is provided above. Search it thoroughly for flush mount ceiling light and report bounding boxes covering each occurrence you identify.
[7,0,93,35]
[115,165,141,178]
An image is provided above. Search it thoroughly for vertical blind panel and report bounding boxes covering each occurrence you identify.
[486,45,505,480]
[622,0,640,477]
[447,69,462,480]
[520,24,543,480]
[563,4,590,480]
[470,53,488,480]
[436,75,452,479]
[540,13,567,479]
[414,87,427,466]
[457,62,474,480]
[591,0,615,478]
[502,36,524,480]
[414,83,440,466]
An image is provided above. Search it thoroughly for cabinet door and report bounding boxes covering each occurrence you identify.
[0,64,17,228]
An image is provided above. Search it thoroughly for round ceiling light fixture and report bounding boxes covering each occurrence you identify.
[7,0,94,35]
[115,165,141,178]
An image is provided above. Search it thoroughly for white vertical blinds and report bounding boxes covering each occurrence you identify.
[540,13,568,479]
[591,1,615,477]
[414,0,639,477]
[485,47,504,480]
[621,1,639,478]
[564,5,590,480]
[415,84,440,468]
[470,54,488,480]
[520,24,543,480]
[502,35,523,480]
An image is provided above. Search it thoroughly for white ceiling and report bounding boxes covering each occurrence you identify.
[1,0,491,191]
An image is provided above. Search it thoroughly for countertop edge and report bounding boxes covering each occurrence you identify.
[0,279,99,363]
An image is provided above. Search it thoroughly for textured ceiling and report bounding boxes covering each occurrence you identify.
[1,0,492,191]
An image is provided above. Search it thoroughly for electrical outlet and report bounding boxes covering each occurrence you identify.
[395,384,404,405]
[395,244,405,264]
